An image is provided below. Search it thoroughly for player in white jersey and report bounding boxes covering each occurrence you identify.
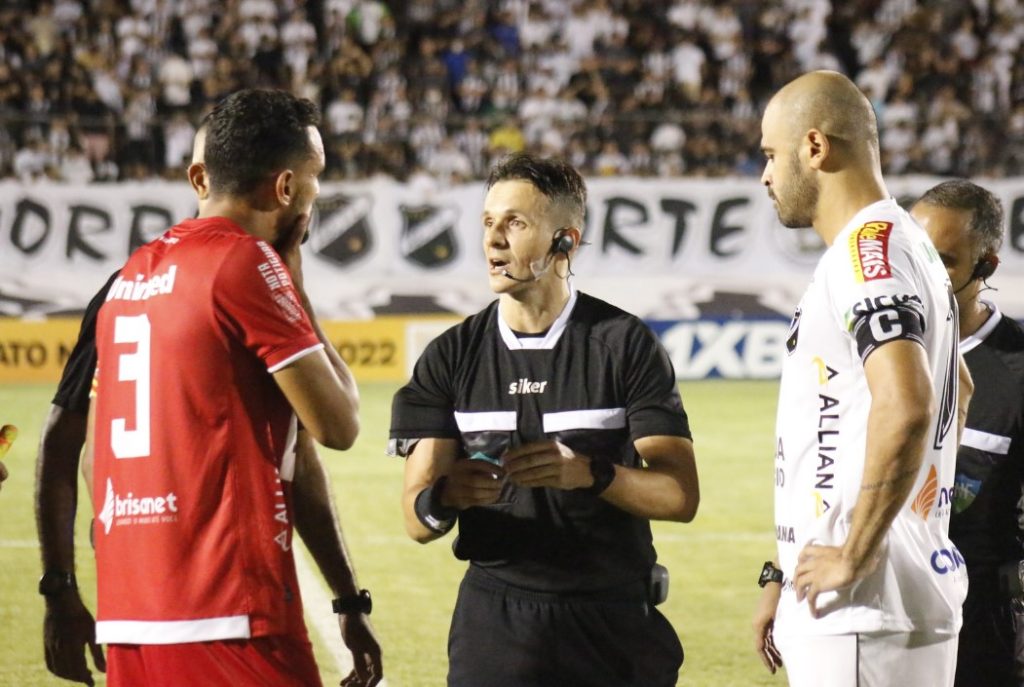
[751,71,972,687]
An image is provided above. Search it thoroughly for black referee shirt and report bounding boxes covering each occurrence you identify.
[950,310,1024,573]
[389,290,691,592]
[52,272,120,413]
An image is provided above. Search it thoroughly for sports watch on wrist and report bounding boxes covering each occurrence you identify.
[38,569,77,596]
[758,561,784,587]
[584,459,616,496]
[332,589,372,615]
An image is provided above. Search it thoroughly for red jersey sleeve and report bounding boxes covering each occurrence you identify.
[212,238,322,372]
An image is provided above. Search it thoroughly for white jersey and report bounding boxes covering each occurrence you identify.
[774,198,967,637]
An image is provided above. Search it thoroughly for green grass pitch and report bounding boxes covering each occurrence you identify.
[0,380,781,686]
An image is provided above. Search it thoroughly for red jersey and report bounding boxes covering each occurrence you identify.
[92,217,322,645]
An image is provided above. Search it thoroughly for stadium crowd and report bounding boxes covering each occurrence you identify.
[1,0,1022,184]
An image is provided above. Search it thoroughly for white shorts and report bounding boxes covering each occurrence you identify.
[775,630,958,687]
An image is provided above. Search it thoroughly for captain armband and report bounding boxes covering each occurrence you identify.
[850,300,925,361]
[414,476,458,535]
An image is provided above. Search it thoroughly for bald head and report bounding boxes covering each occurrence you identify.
[765,71,878,158]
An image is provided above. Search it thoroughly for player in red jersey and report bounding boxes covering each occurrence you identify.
[37,119,382,686]
[85,89,365,686]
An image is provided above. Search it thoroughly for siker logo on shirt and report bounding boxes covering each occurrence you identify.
[508,378,548,395]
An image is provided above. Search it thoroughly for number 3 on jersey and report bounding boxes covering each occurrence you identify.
[112,314,151,459]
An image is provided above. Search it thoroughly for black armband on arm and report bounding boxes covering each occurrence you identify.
[851,303,925,361]
[414,476,458,535]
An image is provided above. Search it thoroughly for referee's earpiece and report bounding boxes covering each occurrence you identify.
[550,230,575,256]
[970,255,999,282]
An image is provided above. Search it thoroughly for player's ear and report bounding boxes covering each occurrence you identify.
[806,129,829,171]
[273,169,296,207]
[187,162,209,200]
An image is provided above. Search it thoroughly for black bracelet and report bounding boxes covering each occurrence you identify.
[414,476,457,534]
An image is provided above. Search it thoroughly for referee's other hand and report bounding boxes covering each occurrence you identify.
[441,459,506,509]
[502,440,592,490]
[0,423,14,492]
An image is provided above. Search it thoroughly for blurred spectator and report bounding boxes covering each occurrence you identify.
[488,117,525,157]
[427,136,472,186]
[158,50,193,112]
[455,118,489,177]
[14,136,51,182]
[0,1,1021,183]
[671,33,705,103]
[59,143,94,184]
[347,0,392,47]
[594,140,629,176]
[162,110,195,175]
[326,88,364,136]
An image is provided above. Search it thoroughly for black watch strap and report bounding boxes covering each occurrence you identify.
[332,589,372,615]
[39,569,77,596]
[584,459,615,496]
[758,561,784,587]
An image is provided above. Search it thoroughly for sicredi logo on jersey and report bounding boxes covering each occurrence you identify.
[97,478,179,534]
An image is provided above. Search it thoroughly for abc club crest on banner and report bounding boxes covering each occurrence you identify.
[399,204,460,268]
[309,193,374,267]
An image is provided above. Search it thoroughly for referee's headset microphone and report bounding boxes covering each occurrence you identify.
[952,254,999,295]
[502,230,576,282]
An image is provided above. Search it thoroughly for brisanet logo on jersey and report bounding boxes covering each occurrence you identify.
[97,478,179,534]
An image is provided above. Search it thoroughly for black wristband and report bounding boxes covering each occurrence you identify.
[332,589,372,615]
[414,476,457,534]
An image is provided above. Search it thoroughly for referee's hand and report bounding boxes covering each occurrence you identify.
[502,440,592,490]
[441,459,505,509]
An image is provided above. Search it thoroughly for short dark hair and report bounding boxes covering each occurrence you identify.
[915,179,1004,258]
[204,89,320,196]
[486,152,587,225]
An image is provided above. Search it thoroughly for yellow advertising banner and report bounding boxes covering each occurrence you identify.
[0,319,84,384]
[0,317,462,385]
[320,316,459,382]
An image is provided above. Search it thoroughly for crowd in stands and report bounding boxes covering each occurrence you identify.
[1,0,1023,184]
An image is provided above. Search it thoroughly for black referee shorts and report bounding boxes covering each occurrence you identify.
[448,566,683,687]
[954,571,1024,687]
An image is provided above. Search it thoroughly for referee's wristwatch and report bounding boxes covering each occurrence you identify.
[584,458,616,496]
[38,569,77,597]
[332,589,372,615]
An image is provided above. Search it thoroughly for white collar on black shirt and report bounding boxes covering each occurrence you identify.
[497,285,578,350]
[959,299,1002,354]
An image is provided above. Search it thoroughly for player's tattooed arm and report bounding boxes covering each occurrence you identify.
[859,467,919,492]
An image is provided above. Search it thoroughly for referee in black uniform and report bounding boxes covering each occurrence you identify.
[389,153,700,687]
[912,180,1024,687]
